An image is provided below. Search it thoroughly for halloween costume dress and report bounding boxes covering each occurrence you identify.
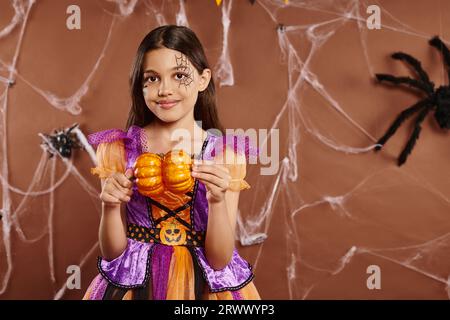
[82,125,260,300]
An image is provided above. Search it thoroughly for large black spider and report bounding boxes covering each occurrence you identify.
[374,36,450,166]
[40,123,83,158]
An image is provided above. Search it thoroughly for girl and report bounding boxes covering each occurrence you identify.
[83,25,260,300]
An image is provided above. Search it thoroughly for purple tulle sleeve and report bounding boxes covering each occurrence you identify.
[205,134,260,161]
[87,126,144,178]
[87,128,129,148]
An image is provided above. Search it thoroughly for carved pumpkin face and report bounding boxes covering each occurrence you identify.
[160,221,187,246]
[133,149,195,197]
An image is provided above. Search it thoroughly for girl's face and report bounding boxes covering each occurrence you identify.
[141,47,211,124]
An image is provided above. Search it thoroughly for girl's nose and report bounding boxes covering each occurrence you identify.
[158,78,173,96]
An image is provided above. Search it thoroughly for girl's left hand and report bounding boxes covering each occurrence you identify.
[191,159,231,204]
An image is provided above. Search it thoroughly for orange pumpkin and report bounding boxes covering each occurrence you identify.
[133,153,164,197]
[133,149,194,197]
[163,150,194,194]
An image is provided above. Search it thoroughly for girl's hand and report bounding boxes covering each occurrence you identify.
[191,159,231,204]
[100,168,134,206]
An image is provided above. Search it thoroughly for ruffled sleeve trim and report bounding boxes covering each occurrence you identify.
[205,134,259,192]
[229,178,251,192]
[87,127,137,179]
[89,140,127,179]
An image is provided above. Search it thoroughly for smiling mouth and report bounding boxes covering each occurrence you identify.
[157,101,179,109]
[165,235,181,243]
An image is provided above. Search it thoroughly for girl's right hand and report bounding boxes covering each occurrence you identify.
[100,168,134,206]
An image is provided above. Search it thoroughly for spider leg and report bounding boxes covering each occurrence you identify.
[375,74,431,94]
[397,105,432,166]
[67,123,79,133]
[429,36,450,81]
[375,98,429,151]
[390,52,434,94]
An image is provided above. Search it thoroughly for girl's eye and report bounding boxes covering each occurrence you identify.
[175,73,187,80]
[144,75,158,83]
[143,73,188,84]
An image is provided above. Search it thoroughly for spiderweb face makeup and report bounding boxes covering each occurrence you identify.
[174,53,194,89]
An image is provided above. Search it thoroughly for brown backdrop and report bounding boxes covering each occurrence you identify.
[0,0,449,299]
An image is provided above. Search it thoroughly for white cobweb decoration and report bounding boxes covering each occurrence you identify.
[238,0,450,299]
[0,0,449,300]
[0,0,130,299]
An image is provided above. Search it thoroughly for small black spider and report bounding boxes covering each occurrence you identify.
[41,123,83,158]
[374,36,450,166]
[277,23,286,32]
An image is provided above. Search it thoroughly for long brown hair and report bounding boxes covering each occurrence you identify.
[126,25,224,134]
